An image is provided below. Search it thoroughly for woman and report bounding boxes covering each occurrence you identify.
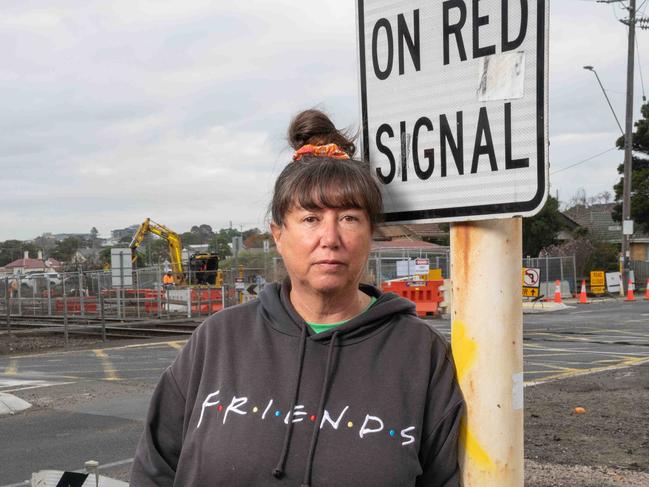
[130,109,464,486]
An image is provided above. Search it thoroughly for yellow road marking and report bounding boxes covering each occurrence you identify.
[5,339,190,359]
[525,362,578,371]
[167,341,184,350]
[4,359,17,375]
[93,349,120,381]
[527,356,649,385]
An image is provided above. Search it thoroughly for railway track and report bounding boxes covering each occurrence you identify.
[0,315,204,340]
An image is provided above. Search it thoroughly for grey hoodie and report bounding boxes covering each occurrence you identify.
[130,280,464,486]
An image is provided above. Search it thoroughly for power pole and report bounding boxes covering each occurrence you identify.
[598,0,638,292]
[621,0,636,293]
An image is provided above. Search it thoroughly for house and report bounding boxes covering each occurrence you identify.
[0,251,62,277]
[564,203,620,243]
[564,203,649,261]
[111,225,140,244]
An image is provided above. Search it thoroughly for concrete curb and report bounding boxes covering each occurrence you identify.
[0,392,32,416]
[522,302,573,314]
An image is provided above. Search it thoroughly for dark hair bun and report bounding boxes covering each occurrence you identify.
[288,109,356,157]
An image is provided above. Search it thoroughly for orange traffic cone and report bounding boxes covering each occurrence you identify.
[554,280,562,304]
[645,278,649,301]
[578,280,588,304]
[625,279,636,302]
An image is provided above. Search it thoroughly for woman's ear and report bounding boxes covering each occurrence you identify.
[270,222,282,252]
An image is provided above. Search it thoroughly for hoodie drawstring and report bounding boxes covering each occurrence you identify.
[272,323,308,479]
[301,331,338,487]
[272,328,339,486]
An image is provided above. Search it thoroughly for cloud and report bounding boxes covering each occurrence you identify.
[0,1,647,240]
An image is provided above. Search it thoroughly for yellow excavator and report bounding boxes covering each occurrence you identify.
[129,218,219,285]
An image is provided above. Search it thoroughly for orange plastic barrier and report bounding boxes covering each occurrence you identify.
[55,297,98,314]
[190,288,223,314]
[381,279,443,317]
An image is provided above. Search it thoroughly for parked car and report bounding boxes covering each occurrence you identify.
[21,271,61,290]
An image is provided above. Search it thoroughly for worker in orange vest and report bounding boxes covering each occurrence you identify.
[163,272,175,289]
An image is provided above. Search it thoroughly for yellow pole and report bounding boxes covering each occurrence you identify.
[450,218,524,486]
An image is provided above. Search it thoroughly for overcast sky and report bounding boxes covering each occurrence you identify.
[1,0,647,241]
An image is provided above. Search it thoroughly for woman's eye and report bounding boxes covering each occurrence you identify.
[303,216,318,223]
[343,215,359,222]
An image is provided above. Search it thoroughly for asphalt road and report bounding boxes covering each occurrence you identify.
[1,299,648,485]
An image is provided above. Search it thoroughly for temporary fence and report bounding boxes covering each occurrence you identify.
[630,261,649,290]
[367,248,450,287]
[5,253,644,326]
[0,266,231,324]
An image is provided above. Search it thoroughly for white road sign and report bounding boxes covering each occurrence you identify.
[414,258,430,273]
[522,267,540,287]
[356,0,548,223]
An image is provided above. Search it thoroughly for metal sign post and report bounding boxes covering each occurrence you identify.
[450,219,524,485]
[357,1,549,485]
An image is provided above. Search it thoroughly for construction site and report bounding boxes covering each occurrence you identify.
[1,216,649,485]
[3,0,649,484]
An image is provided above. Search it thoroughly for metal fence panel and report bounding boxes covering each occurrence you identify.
[631,261,649,289]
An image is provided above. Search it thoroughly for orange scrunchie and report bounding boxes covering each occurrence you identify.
[292,143,350,162]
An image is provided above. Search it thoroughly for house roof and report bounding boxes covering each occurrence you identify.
[371,240,447,251]
[374,223,447,240]
[564,203,622,242]
[564,203,649,242]
[4,257,61,270]
[402,223,448,238]
[4,258,48,270]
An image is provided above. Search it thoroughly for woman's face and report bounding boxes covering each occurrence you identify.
[271,205,372,296]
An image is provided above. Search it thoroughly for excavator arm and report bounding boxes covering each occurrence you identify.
[129,218,185,280]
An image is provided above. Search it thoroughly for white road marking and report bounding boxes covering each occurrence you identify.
[1,381,77,393]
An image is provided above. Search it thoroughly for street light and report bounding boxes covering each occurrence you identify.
[583,65,624,136]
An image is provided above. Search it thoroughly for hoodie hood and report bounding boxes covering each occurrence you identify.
[258,278,417,343]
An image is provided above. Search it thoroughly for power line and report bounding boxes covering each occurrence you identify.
[550,147,617,175]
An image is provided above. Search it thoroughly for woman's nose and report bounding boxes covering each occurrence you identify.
[319,218,341,248]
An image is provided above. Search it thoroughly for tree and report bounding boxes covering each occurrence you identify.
[51,237,82,262]
[209,235,232,257]
[180,232,202,246]
[190,224,214,243]
[0,240,39,266]
[146,239,170,264]
[522,196,566,257]
[244,230,272,249]
[99,246,111,266]
[543,234,618,279]
[89,227,99,248]
[612,102,649,233]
